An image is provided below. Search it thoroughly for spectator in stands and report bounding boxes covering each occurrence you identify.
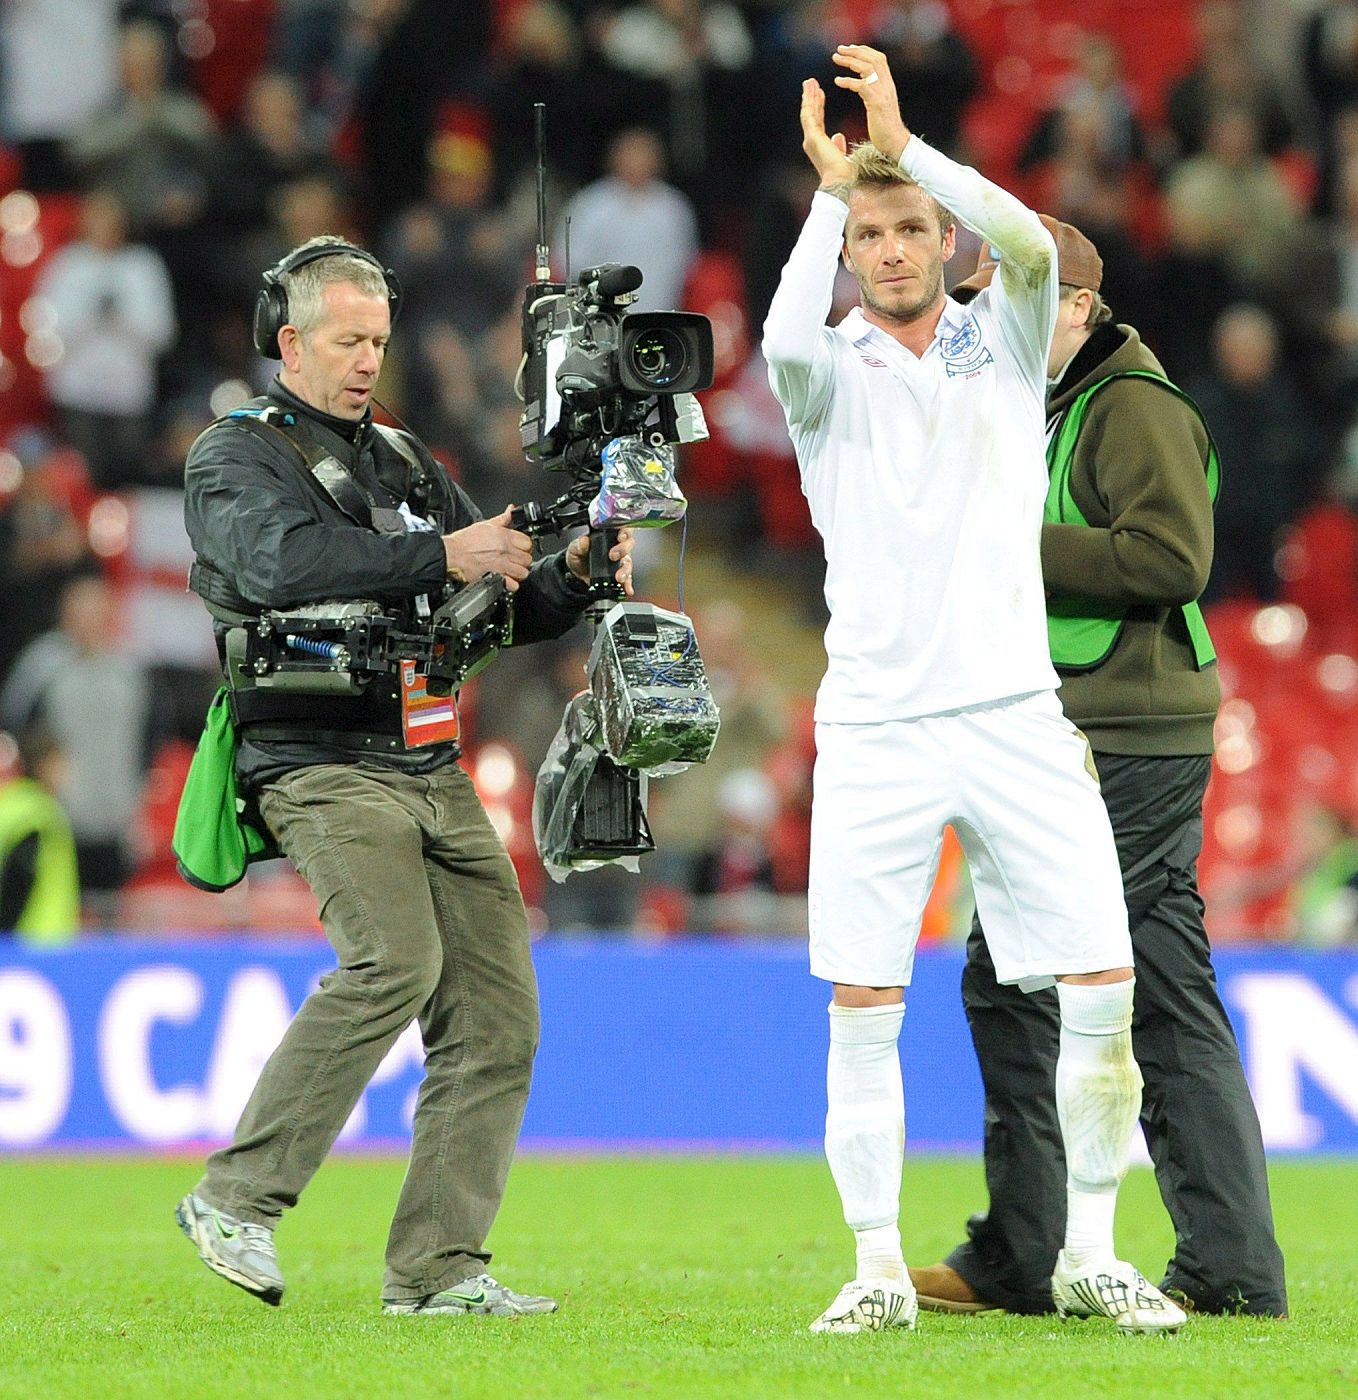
[0,0,121,190]
[292,0,490,233]
[32,187,176,490]
[596,0,754,205]
[1019,32,1147,176]
[206,71,335,243]
[376,125,531,486]
[0,727,79,944]
[689,767,781,932]
[383,128,521,353]
[65,18,219,240]
[484,1,595,199]
[743,0,863,173]
[1295,155,1358,393]
[693,769,778,897]
[270,0,349,81]
[0,432,94,687]
[1143,177,1249,386]
[554,127,699,313]
[1163,104,1303,298]
[409,320,535,508]
[0,575,149,925]
[189,72,345,345]
[744,154,818,333]
[1166,0,1296,161]
[1024,101,1155,335]
[261,171,358,269]
[1304,0,1358,211]
[866,0,978,157]
[1193,305,1319,602]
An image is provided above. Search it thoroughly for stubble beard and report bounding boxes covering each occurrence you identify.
[859,262,945,327]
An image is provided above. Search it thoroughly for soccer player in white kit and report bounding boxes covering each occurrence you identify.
[763,45,1188,1337]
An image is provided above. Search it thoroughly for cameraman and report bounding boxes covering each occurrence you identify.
[175,237,633,1316]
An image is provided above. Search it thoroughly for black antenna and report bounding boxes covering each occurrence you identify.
[534,102,550,283]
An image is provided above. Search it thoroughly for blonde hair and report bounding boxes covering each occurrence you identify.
[847,142,955,238]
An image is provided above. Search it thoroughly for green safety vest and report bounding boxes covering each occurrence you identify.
[1044,369,1221,672]
[0,777,79,943]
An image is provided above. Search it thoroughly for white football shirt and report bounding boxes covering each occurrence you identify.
[763,136,1061,722]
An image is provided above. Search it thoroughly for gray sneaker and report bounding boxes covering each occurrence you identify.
[382,1273,558,1317]
[175,1192,284,1306]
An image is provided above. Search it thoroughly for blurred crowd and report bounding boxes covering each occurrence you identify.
[3,0,1358,944]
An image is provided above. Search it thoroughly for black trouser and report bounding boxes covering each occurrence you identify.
[945,752,1288,1316]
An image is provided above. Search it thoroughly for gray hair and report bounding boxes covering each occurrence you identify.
[281,236,390,338]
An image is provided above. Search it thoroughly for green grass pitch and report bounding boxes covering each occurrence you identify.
[1,1155,1354,1400]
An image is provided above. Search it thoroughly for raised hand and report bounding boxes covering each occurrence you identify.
[831,44,911,163]
[800,78,853,190]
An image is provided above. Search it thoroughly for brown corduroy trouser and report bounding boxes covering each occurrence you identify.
[196,761,539,1302]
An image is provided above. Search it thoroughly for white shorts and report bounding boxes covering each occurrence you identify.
[808,690,1132,990]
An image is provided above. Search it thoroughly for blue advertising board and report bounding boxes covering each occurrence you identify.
[1,938,1356,1153]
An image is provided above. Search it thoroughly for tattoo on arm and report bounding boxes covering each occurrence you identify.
[819,181,853,205]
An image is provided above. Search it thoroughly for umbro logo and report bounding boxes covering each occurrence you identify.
[858,354,888,367]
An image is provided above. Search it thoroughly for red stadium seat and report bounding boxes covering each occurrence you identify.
[681,251,751,390]
[1278,504,1358,640]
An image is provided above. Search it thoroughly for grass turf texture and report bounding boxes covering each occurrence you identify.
[0,1156,1354,1400]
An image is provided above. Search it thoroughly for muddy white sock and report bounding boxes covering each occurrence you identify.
[1054,979,1141,1269]
[825,1001,906,1280]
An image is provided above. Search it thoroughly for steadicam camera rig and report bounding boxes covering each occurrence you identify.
[518,103,720,878]
[240,105,721,877]
[234,578,513,699]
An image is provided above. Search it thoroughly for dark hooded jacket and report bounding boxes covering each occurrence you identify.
[1041,323,1220,755]
[184,378,592,789]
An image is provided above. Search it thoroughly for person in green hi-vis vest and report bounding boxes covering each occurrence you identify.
[909,215,1288,1318]
[0,729,79,945]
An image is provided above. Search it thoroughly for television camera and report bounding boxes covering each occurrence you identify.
[512,106,721,878]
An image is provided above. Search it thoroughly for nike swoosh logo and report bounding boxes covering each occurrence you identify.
[446,1288,487,1305]
[214,1215,239,1240]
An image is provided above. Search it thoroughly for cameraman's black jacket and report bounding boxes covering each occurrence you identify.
[184,379,592,790]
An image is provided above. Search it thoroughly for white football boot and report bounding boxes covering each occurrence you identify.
[810,1276,919,1334]
[1051,1251,1188,1335]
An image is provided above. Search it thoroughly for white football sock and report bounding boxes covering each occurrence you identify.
[854,1223,906,1285]
[825,1001,906,1281]
[1054,979,1142,1269]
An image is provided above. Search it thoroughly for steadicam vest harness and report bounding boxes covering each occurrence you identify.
[188,405,447,752]
[1043,369,1221,673]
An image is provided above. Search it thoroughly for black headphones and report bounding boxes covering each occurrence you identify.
[252,240,403,359]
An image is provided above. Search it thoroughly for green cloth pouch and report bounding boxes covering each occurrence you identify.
[173,688,274,892]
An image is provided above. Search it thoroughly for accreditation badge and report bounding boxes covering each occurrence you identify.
[399,659,460,748]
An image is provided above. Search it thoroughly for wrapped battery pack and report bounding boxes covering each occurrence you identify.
[587,602,720,774]
[588,435,687,529]
[533,690,653,881]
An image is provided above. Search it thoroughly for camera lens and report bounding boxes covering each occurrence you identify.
[627,329,688,388]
